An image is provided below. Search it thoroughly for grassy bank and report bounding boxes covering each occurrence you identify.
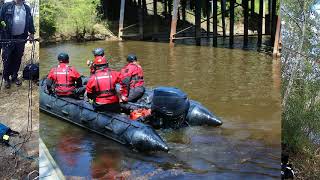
[290,151,320,179]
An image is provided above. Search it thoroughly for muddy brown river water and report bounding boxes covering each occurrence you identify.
[40,41,281,179]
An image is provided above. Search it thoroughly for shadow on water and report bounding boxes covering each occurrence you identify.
[40,40,280,179]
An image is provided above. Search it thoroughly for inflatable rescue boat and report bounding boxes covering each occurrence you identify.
[40,79,222,152]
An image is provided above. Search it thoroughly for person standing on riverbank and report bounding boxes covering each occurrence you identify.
[0,0,35,89]
[0,0,5,55]
[120,54,145,102]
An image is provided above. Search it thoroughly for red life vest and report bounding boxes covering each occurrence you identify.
[130,108,151,120]
[120,63,144,89]
[86,68,121,104]
[47,63,81,96]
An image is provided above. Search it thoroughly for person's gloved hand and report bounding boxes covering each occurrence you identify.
[120,95,128,103]
[86,60,93,67]
[84,91,94,104]
[28,33,34,43]
[45,88,52,95]
[88,99,94,104]
[0,21,6,28]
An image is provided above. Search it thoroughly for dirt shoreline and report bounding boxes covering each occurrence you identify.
[290,151,320,179]
[41,33,119,44]
[0,43,39,179]
[283,142,320,179]
[41,23,119,44]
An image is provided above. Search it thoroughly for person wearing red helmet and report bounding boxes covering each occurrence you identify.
[47,53,85,98]
[87,48,105,75]
[86,56,128,113]
[120,54,145,102]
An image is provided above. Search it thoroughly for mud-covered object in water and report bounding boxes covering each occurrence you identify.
[23,63,39,81]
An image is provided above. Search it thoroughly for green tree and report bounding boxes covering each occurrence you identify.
[281,0,320,156]
[40,0,57,38]
[40,0,100,40]
[55,0,99,39]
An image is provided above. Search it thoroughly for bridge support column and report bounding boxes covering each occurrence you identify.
[169,0,180,44]
[118,0,126,40]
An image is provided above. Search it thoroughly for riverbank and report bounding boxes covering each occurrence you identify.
[0,43,39,179]
[41,23,119,44]
[290,151,320,179]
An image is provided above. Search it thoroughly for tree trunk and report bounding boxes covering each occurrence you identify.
[282,3,308,108]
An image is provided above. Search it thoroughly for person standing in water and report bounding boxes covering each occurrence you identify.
[0,0,35,89]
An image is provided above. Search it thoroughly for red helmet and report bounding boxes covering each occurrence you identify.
[93,56,107,66]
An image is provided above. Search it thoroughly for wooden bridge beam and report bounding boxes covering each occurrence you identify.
[118,0,126,40]
[153,0,159,34]
[168,0,173,17]
[271,0,277,43]
[212,0,218,46]
[181,0,186,27]
[230,0,235,46]
[207,0,211,38]
[195,0,201,45]
[243,0,249,47]
[257,0,263,47]
[221,0,226,38]
[138,0,144,40]
[267,0,272,35]
[169,0,180,44]
[273,16,281,58]
[251,0,255,16]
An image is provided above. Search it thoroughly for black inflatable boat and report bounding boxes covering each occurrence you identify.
[40,79,222,152]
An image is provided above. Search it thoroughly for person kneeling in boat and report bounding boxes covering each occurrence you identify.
[86,56,128,113]
[87,48,106,75]
[120,54,145,102]
[46,53,85,98]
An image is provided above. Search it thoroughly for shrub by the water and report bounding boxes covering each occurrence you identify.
[281,0,320,153]
[40,0,100,40]
[40,1,57,39]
